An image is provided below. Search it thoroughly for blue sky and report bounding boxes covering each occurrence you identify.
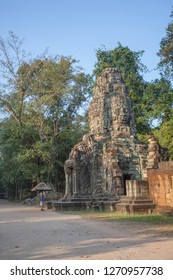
[0,0,172,81]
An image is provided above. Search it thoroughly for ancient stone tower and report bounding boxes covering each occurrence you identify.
[64,68,148,199]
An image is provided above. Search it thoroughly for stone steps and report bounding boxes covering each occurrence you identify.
[116,196,156,214]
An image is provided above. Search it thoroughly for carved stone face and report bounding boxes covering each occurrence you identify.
[115,177,121,186]
[118,107,130,124]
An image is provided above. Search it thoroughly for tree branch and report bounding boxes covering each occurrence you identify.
[0,96,21,125]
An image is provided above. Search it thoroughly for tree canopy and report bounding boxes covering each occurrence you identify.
[158,9,173,80]
[152,7,173,156]
[0,32,92,198]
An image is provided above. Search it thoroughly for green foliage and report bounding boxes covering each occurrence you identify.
[142,78,173,125]
[75,211,173,224]
[0,32,92,198]
[94,43,147,77]
[154,6,173,159]
[158,7,173,79]
[153,113,173,159]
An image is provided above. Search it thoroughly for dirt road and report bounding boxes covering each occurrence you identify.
[0,200,173,260]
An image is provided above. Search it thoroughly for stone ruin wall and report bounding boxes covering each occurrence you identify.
[146,135,173,208]
[64,68,149,200]
[62,67,173,212]
[148,161,173,208]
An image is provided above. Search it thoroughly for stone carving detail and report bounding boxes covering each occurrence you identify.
[64,68,148,199]
[147,135,168,169]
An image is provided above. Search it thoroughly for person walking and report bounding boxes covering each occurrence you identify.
[39,191,46,211]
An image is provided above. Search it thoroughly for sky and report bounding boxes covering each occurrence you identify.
[0,0,173,81]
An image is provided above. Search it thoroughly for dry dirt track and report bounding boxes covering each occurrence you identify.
[0,199,173,260]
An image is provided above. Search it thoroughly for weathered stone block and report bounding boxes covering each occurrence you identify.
[126,180,149,198]
[148,166,173,207]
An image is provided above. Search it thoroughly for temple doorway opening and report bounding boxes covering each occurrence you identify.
[123,174,132,195]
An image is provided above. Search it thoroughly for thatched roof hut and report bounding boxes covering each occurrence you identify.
[31,182,52,192]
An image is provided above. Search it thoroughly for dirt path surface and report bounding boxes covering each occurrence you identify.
[0,200,173,260]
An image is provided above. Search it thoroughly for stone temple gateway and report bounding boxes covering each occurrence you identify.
[63,68,150,210]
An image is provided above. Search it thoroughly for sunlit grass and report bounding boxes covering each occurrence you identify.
[77,210,173,224]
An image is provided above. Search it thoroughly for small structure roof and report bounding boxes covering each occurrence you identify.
[31,182,52,192]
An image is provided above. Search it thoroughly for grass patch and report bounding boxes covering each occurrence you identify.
[78,211,173,224]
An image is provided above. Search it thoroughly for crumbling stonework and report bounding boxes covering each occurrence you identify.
[116,179,156,214]
[147,135,168,169]
[64,68,148,200]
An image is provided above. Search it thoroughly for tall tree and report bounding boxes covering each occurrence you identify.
[0,32,27,125]
[158,7,173,80]
[0,32,92,198]
[153,6,173,159]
